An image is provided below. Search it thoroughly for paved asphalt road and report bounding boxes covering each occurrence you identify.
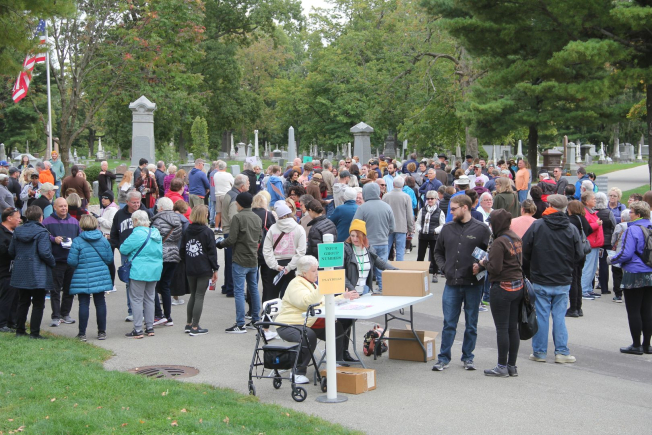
[40,246,652,435]
[606,164,650,191]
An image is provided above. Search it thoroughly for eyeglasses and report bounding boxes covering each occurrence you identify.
[427,198,436,201]
[450,206,460,212]
[378,183,386,186]
[345,161,351,164]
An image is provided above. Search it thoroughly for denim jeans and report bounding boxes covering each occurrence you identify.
[438,283,483,363]
[232,262,260,326]
[154,262,177,320]
[371,244,389,290]
[531,283,571,358]
[482,277,491,303]
[387,232,407,261]
[325,194,334,218]
[77,292,107,336]
[581,248,599,295]
[121,254,133,315]
[517,190,528,202]
[55,180,62,198]
[209,200,216,225]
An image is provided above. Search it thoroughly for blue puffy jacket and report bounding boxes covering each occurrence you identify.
[119,226,163,282]
[67,229,114,295]
[330,200,358,242]
[9,221,56,290]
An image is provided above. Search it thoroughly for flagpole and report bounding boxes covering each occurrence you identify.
[45,21,54,159]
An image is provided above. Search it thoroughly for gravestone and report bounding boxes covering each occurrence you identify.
[585,153,592,167]
[271,149,282,163]
[0,143,6,162]
[351,122,373,164]
[288,126,297,161]
[595,176,608,193]
[128,96,156,168]
[230,165,240,176]
[383,133,397,158]
[541,149,562,172]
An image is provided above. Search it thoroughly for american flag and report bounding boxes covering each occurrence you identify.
[12,19,47,103]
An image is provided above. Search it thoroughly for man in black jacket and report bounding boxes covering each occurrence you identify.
[98,161,117,195]
[522,194,582,364]
[241,161,258,197]
[109,191,153,321]
[7,168,22,211]
[155,161,166,198]
[0,207,21,332]
[432,194,491,372]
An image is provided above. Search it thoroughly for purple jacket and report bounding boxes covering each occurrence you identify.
[611,219,652,273]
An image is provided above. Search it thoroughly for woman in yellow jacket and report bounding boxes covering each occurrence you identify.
[275,255,359,384]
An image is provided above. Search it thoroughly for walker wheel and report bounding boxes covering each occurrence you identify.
[292,386,307,402]
[273,376,282,389]
[248,382,256,396]
[320,377,327,393]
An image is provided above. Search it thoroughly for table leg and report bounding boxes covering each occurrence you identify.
[408,305,427,362]
[349,321,366,368]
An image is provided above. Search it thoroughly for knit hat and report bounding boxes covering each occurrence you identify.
[236,192,253,208]
[349,219,366,235]
[547,194,568,211]
[274,200,292,217]
[343,187,357,202]
[100,190,114,202]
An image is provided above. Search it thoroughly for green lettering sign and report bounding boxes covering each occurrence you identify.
[318,242,344,268]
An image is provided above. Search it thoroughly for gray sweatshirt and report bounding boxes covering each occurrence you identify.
[382,189,414,234]
[353,183,395,246]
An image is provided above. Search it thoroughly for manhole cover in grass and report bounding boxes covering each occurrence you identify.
[128,365,199,379]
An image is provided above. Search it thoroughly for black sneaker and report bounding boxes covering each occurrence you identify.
[565,309,579,318]
[431,275,438,283]
[0,326,12,333]
[125,330,144,339]
[483,365,508,377]
[189,327,208,336]
[244,321,257,330]
[145,328,155,337]
[613,296,623,303]
[76,334,87,342]
[578,309,584,317]
[225,324,247,334]
[245,311,252,320]
[507,365,518,377]
[463,360,476,370]
[432,360,449,371]
[97,332,106,340]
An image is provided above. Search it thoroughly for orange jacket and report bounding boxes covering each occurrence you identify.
[39,170,54,185]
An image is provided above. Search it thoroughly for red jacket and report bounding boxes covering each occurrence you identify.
[165,191,191,220]
[584,207,604,248]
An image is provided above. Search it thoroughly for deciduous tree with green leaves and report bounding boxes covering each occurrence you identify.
[190,116,209,158]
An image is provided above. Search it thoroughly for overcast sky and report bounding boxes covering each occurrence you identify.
[301,0,331,15]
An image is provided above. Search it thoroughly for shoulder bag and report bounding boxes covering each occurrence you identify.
[575,215,592,255]
[118,229,151,283]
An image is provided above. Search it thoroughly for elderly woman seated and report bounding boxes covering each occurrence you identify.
[275,255,359,384]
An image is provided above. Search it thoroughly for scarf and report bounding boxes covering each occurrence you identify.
[421,204,438,234]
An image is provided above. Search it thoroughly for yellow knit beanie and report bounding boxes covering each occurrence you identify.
[349,219,367,235]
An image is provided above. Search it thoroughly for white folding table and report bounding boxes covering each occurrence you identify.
[311,293,434,368]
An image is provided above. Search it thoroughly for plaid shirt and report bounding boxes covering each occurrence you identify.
[500,279,524,292]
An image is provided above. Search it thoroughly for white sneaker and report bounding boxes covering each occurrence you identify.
[172,299,185,306]
[264,330,278,341]
[125,315,134,322]
[153,317,168,326]
[292,373,310,384]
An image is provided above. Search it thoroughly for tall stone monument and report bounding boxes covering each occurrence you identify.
[383,132,397,158]
[351,122,373,164]
[288,126,297,161]
[128,96,156,167]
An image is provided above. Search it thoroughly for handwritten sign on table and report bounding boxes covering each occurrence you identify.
[318,269,345,295]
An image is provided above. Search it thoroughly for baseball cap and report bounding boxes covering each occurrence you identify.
[0,161,8,166]
[8,167,19,175]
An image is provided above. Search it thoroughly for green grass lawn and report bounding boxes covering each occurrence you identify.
[0,334,358,434]
[621,184,651,199]
[585,162,646,177]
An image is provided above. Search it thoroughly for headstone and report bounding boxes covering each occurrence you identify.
[288,126,297,161]
[230,164,240,176]
[637,134,644,161]
[614,137,620,160]
[247,142,253,158]
[230,133,236,159]
[585,153,592,166]
[128,96,156,168]
[271,148,282,163]
[576,140,582,163]
[187,152,194,163]
[278,159,286,170]
[115,164,127,175]
[541,149,562,172]
[595,176,609,193]
[350,122,373,164]
[254,130,259,158]
[456,144,461,159]
[516,140,523,158]
[599,142,605,162]
[383,133,397,158]
[0,143,5,162]
[236,142,246,161]
[92,180,99,198]
[12,147,19,160]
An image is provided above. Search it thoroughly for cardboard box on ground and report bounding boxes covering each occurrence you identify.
[383,260,430,297]
[388,327,438,362]
[319,367,377,395]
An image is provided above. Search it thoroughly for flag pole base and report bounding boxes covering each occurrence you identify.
[316,394,348,403]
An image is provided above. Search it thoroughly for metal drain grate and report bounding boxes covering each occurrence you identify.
[128,365,199,379]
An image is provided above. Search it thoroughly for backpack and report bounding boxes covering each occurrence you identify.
[634,225,652,267]
[363,325,388,357]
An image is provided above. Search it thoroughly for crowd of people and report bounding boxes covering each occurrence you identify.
[0,151,650,382]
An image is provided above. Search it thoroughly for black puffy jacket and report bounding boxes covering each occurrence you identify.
[596,208,616,249]
[306,215,337,257]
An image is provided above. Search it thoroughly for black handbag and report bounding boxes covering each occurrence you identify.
[118,229,151,283]
[519,276,538,340]
[575,215,592,255]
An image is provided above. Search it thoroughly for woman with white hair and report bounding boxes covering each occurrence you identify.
[164,164,177,195]
[595,192,617,296]
[478,192,494,223]
[415,191,445,282]
[275,255,359,384]
[119,210,163,338]
[608,187,626,224]
[151,197,183,327]
[580,191,604,300]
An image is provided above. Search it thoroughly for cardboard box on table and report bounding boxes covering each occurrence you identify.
[319,367,376,394]
[389,261,431,272]
[388,329,438,362]
[381,269,429,297]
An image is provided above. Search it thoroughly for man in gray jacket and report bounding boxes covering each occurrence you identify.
[382,176,414,261]
[353,183,394,292]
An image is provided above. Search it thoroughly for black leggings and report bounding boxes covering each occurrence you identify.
[489,283,523,366]
[569,260,584,311]
[417,238,438,274]
[623,287,652,347]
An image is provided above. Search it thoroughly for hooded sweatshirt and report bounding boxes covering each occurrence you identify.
[522,210,583,286]
[9,221,56,290]
[267,175,285,204]
[484,209,523,283]
[188,167,210,197]
[352,183,394,246]
[263,216,306,271]
[180,223,219,277]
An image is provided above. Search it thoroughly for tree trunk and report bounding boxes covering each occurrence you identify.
[528,125,538,172]
[647,85,652,190]
[465,127,478,158]
[88,127,96,158]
